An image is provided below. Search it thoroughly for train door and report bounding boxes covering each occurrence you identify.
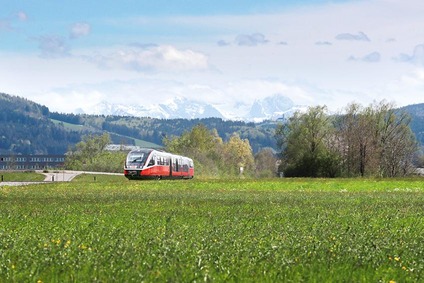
[167,156,173,177]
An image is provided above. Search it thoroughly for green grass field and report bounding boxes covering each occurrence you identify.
[1,178,423,282]
[0,171,45,182]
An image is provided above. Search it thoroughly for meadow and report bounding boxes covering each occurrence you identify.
[1,177,423,282]
[0,171,45,182]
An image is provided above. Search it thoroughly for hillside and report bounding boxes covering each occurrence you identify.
[402,103,424,146]
[0,93,81,154]
[50,113,277,153]
[0,93,276,155]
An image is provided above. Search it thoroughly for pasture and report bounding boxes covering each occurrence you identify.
[1,178,423,282]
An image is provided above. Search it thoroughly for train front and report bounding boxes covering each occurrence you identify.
[124,149,152,180]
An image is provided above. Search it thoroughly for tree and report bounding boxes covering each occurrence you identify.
[276,106,339,177]
[336,101,418,177]
[254,148,277,178]
[164,124,224,177]
[164,125,256,177]
[65,133,126,172]
[373,102,417,176]
[223,134,255,176]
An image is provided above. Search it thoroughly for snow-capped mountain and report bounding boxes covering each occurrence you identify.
[77,94,302,122]
[247,94,295,122]
[159,97,224,119]
[78,97,224,119]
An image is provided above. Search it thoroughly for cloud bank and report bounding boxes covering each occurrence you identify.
[88,45,210,72]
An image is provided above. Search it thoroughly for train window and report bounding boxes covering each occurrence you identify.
[127,152,146,164]
[148,156,155,166]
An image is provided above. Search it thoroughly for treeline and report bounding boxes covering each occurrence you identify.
[64,127,276,177]
[101,116,276,153]
[64,101,421,178]
[163,124,277,178]
[276,101,419,178]
[51,112,277,153]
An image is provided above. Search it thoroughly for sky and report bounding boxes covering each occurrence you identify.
[1,0,424,117]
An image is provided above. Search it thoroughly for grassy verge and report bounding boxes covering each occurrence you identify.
[1,179,423,282]
[0,171,45,182]
[71,173,127,183]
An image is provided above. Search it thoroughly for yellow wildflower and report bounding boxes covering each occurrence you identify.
[64,240,71,248]
[394,257,400,262]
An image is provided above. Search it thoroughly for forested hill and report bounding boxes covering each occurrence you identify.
[49,113,277,154]
[0,93,81,154]
[401,103,424,146]
[0,93,276,155]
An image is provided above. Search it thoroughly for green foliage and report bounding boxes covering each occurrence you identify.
[1,179,423,282]
[65,133,126,173]
[164,124,256,177]
[277,106,339,177]
[223,134,255,176]
[277,102,418,178]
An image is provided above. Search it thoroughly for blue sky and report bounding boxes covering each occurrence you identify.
[1,0,424,117]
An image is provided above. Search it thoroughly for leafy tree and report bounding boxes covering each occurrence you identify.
[164,124,256,177]
[65,133,126,172]
[164,124,224,177]
[223,133,255,176]
[276,106,339,177]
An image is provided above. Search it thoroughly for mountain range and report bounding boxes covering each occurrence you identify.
[75,94,304,122]
[0,92,423,156]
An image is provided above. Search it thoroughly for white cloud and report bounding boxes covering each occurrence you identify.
[34,35,70,58]
[349,51,381,63]
[235,33,268,46]
[335,31,370,42]
[315,41,332,46]
[217,40,230,47]
[70,22,91,39]
[17,11,28,21]
[395,44,424,66]
[88,45,209,72]
[0,11,27,32]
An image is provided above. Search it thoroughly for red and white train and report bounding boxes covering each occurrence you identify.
[124,148,194,180]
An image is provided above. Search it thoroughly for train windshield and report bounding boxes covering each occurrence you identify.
[126,150,150,167]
